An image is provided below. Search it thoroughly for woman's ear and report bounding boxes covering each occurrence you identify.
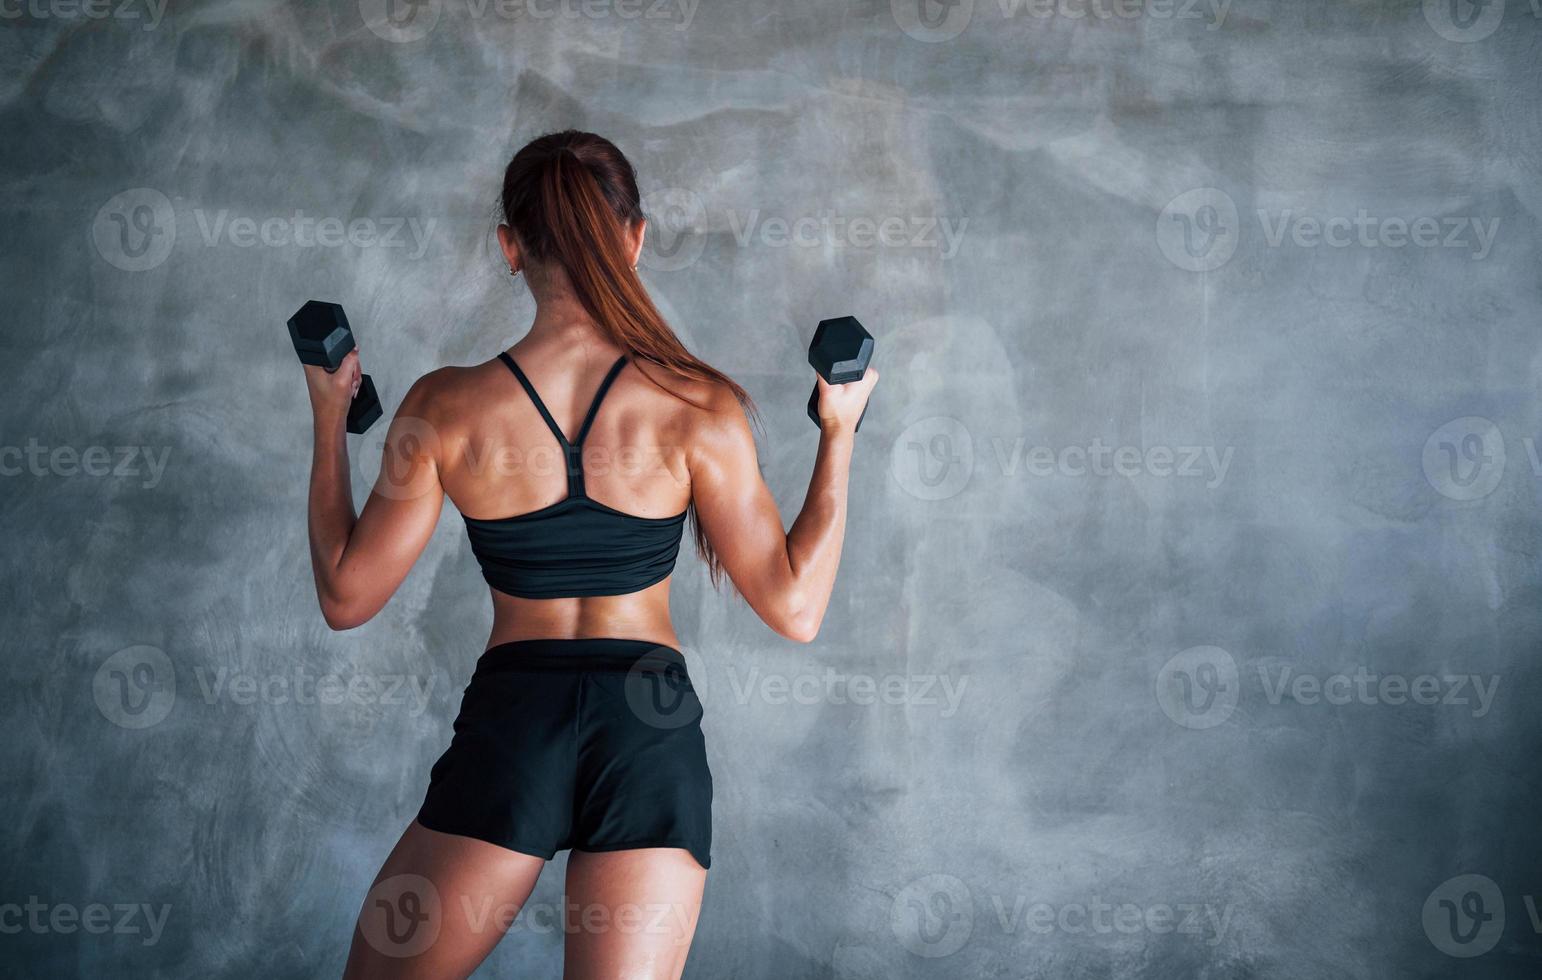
[496,224,523,274]
[627,218,647,270]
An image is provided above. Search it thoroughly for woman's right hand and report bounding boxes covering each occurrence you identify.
[304,349,362,429]
[813,367,880,435]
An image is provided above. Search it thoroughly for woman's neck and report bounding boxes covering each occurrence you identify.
[516,292,618,358]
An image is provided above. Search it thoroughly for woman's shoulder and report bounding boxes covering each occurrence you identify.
[631,361,746,422]
[625,362,753,463]
[391,360,505,425]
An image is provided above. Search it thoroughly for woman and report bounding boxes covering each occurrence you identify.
[302,130,877,978]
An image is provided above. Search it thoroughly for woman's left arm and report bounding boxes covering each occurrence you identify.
[305,351,445,630]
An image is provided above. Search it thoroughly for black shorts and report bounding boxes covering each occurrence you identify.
[416,638,712,870]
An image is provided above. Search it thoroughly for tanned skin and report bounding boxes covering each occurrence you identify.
[307,218,876,979]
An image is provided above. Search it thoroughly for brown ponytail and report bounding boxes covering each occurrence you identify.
[500,130,755,587]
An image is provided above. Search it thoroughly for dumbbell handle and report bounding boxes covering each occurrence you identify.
[305,350,380,436]
[806,375,868,433]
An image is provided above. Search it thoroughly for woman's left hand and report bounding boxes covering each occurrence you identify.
[304,349,361,426]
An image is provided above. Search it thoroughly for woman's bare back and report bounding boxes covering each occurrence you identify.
[416,332,719,648]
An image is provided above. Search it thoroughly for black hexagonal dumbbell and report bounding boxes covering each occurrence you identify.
[286,300,382,434]
[807,315,874,432]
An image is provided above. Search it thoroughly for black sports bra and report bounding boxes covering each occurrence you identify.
[462,353,687,600]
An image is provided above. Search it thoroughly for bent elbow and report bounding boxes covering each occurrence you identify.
[773,601,823,644]
[319,596,372,632]
[321,608,364,632]
[780,620,820,644]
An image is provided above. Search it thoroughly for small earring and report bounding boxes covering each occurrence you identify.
[509,268,520,277]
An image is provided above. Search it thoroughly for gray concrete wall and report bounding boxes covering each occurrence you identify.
[3,0,1540,976]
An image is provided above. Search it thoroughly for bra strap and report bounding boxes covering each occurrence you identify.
[575,356,630,446]
[498,353,569,446]
[497,352,628,497]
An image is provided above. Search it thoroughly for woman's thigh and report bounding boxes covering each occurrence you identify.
[342,820,547,980]
[561,848,707,980]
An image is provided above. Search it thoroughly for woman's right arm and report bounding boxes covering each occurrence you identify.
[688,368,878,642]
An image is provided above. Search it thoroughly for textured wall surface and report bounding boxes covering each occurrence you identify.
[3,1,1541,977]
